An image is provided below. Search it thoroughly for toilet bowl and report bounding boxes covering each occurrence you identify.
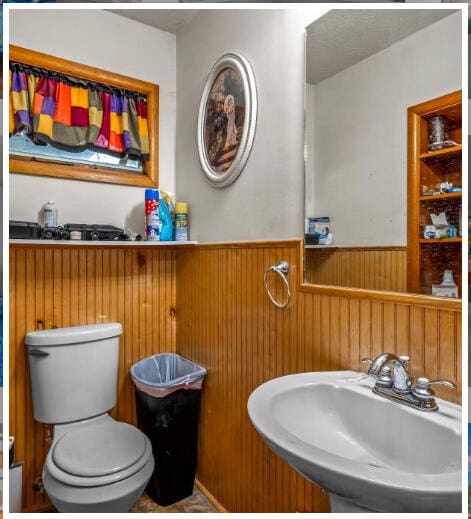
[25,323,154,512]
[43,415,154,512]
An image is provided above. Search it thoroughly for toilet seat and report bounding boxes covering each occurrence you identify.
[53,421,146,477]
[46,421,153,487]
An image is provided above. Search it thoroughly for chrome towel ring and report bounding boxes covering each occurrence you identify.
[263,261,291,309]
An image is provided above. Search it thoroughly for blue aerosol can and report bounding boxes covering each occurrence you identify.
[145,189,161,241]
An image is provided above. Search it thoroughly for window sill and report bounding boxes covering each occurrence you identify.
[10,156,157,188]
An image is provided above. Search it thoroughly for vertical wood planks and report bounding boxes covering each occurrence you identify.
[11,242,461,513]
[176,243,461,513]
[305,247,407,292]
[10,246,176,512]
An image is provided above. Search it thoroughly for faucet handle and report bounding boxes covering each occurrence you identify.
[412,377,456,402]
[360,358,373,373]
[417,377,455,389]
[399,355,410,367]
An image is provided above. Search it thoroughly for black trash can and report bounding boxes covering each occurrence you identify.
[130,353,207,506]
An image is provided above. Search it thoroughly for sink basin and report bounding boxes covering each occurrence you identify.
[247,371,461,513]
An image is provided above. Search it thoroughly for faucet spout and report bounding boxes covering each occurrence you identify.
[367,353,397,376]
[365,353,412,393]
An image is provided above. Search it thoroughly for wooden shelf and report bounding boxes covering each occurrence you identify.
[419,192,462,201]
[305,245,335,249]
[418,238,461,244]
[407,90,462,295]
[419,145,462,161]
[9,239,198,247]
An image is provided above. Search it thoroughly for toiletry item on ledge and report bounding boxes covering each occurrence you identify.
[447,225,457,238]
[319,233,333,245]
[305,217,332,245]
[306,217,328,235]
[421,183,461,196]
[175,202,189,241]
[423,225,437,239]
[159,190,176,241]
[432,270,458,298]
[160,190,175,221]
[423,212,456,239]
[159,198,173,241]
[427,114,458,151]
[145,188,161,241]
[42,200,58,228]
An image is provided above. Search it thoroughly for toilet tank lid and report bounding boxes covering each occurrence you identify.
[25,323,123,347]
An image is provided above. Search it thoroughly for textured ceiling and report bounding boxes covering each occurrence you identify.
[306,9,458,84]
[109,9,200,34]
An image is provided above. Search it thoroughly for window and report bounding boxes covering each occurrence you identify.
[9,45,159,187]
[10,134,143,172]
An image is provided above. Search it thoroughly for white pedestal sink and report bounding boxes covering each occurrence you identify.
[247,371,461,513]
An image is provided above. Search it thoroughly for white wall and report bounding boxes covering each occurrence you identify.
[305,83,315,218]
[9,9,460,243]
[9,9,176,234]
[176,9,324,242]
[307,12,461,246]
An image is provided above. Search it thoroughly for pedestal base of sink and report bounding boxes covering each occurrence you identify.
[329,494,376,513]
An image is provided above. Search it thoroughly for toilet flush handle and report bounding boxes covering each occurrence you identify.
[28,349,50,357]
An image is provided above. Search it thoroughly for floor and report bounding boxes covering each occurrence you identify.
[43,487,218,513]
[130,488,218,513]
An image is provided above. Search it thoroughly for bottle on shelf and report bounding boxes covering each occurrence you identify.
[175,202,188,242]
[145,189,161,241]
[42,201,58,228]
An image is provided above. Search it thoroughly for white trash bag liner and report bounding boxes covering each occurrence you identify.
[131,353,207,398]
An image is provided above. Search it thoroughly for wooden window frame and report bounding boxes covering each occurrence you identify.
[9,45,159,188]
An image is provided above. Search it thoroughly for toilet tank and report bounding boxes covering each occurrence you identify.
[25,323,123,424]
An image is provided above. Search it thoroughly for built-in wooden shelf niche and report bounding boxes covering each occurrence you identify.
[407,90,462,297]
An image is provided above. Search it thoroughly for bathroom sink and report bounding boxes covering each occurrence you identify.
[247,371,461,513]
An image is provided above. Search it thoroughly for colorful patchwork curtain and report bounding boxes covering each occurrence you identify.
[9,62,150,161]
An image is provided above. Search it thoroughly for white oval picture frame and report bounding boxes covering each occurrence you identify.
[197,53,257,188]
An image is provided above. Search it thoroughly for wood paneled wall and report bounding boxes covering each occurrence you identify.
[305,246,407,292]
[10,245,176,512]
[176,242,461,513]
[10,241,461,513]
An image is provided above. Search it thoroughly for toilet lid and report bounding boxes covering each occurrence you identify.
[52,422,147,477]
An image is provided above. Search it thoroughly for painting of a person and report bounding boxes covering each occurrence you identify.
[224,94,237,150]
[204,67,245,173]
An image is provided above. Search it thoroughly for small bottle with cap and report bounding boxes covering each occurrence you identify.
[43,201,58,228]
[174,202,188,242]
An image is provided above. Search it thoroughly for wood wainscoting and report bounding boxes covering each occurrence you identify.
[176,241,461,513]
[10,241,461,513]
[10,245,176,512]
[305,246,407,292]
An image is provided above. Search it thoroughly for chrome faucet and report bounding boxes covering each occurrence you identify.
[361,353,455,412]
[365,353,412,393]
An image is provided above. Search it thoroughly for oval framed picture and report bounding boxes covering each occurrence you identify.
[197,53,257,188]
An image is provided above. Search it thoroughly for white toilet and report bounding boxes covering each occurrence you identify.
[25,323,154,513]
